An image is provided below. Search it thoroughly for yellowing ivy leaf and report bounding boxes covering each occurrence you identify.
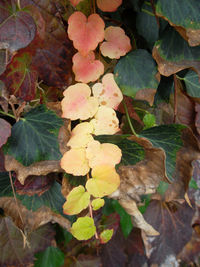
[71,216,96,240]
[63,185,90,215]
[91,198,105,210]
[86,165,120,198]
[100,229,114,243]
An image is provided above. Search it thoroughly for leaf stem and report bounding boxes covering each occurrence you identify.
[123,100,138,136]
[0,110,16,120]
[173,74,178,123]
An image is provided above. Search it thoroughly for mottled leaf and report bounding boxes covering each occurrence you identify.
[156,0,200,46]
[4,105,63,166]
[0,118,11,148]
[114,49,159,97]
[34,246,64,267]
[0,51,37,101]
[153,26,200,78]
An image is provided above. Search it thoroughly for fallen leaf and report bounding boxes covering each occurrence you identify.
[68,12,105,56]
[0,217,54,267]
[5,155,63,185]
[100,26,131,59]
[72,51,104,83]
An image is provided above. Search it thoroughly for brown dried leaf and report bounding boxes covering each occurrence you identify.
[4,155,63,185]
[135,88,156,106]
[0,197,71,232]
[0,118,11,148]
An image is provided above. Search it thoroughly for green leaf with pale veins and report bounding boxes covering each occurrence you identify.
[156,0,200,46]
[182,70,200,97]
[71,217,96,240]
[153,26,200,78]
[114,49,159,97]
[95,135,145,166]
[4,105,63,166]
[34,246,65,267]
[140,124,186,181]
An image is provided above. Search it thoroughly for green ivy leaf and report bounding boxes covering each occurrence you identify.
[114,49,159,97]
[95,135,145,166]
[4,105,63,166]
[136,1,159,47]
[153,26,200,77]
[34,247,64,267]
[156,0,200,46]
[182,70,200,97]
[140,124,186,181]
[71,217,96,241]
[143,113,156,129]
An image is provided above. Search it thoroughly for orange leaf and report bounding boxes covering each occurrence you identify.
[97,0,122,12]
[69,0,83,7]
[68,12,105,56]
[73,51,104,83]
[100,26,131,59]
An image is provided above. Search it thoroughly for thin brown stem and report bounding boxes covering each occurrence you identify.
[150,0,160,28]
[9,171,24,227]
[173,74,178,123]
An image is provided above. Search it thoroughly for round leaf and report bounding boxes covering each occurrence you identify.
[71,216,96,240]
[100,229,114,243]
[91,198,105,210]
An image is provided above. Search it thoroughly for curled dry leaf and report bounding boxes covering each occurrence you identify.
[4,155,63,185]
[68,12,105,56]
[61,83,99,120]
[0,197,71,232]
[72,51,104,83]
[100,26,131,59]
[97,0,122,12]
[92,73,123,109]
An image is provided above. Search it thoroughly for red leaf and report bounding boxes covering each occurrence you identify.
[0,52,38,101]
[0,2,36,52]
[0,118,11,148]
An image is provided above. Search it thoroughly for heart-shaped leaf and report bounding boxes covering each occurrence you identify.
[68,11,105,56]
[71,216,96,240]
[63,185,90,215]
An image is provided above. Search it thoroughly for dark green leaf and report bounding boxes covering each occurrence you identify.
[0,172,12,197]
[157,181,169,195]
[182,70,200,97]
[153,26,200,77]
[189,177,198,189]
[138,195,151,214]
[140,124,186,181]
[4,105,63,166]
[136,1,159,47]
[95,135,145,166]
[114,49,159,97]
[34,246,64,267]
[154,75,174,105]
[111,200,133,238]
[156,0,200,46]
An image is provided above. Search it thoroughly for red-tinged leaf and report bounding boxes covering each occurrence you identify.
[100,229,126,267]
[14,174,55,197]
[68,12,105,56]
[69,0,84,6]
[0,118,11,148]
[72,51,104,83]
[0,52,37,101]
[0,2,36,52]
[143,200,195,266]
[100,213,120,233]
